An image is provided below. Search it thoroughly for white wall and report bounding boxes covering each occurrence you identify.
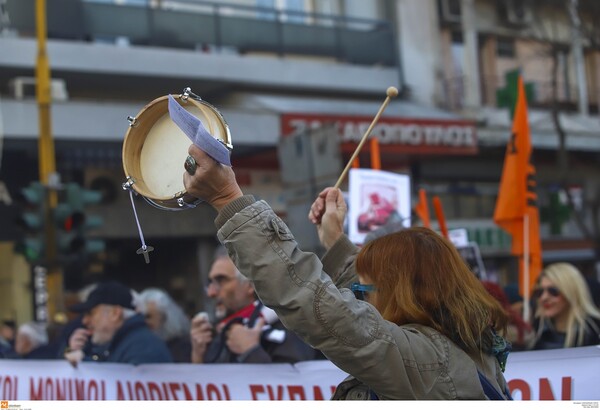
[395,0,442,106]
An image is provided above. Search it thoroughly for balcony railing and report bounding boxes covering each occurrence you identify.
[440,75,600,113]
[3,0,397,67]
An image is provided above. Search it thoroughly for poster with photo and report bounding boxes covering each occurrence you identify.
[348,168,411,245]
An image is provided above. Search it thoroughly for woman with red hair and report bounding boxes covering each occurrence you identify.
[183,146,512,400]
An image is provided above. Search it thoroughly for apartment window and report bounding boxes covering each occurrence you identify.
[257,0,306,22]
[451,31,463,44]
[497,38,516,58]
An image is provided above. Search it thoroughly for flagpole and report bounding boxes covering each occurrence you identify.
[523,213,530,322]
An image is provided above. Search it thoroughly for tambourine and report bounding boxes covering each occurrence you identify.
[122,88,232,211]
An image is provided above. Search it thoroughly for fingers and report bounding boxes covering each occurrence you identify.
[308,187,334,224]
[308,196,325,224]
[191,313,210,327]
[65,349,84,368]
[188,144,207,160]
[69,328,90,350]
[325,187,338,205]
[253,317,266,330]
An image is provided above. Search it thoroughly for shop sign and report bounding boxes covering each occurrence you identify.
[282,114,478,155]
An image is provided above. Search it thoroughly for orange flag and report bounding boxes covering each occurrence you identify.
[493,74,542,298]
[414,188,431,228]
[370,138,381,170]
[432,196,449,239]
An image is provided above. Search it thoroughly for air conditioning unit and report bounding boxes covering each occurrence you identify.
[439,0,462,24]
[501,0,534,27]
[8,77,69,101]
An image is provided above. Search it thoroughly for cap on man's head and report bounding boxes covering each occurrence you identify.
[68,281,135,313]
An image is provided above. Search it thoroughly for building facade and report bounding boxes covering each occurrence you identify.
[0,0,598,323]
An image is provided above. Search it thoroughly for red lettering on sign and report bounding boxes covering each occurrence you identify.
[116,381,125,400]
[266,384,284,400]
[134,381,147,400]
[249,384,265,400]
[508,377,573,400]
[539,377,572,400]
[196,383,204,400]
[206,383,223,400]
[147,382,162,400]
[312,385,325,400]
[287,385,305,400]
[29,378,42,400]
[222,383,231,400]
[181,382,193,400]
[168,382,181,400]
[508,379,531,400]
[0,376,16,400]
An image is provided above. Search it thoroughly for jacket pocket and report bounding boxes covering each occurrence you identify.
[270,217,294,241]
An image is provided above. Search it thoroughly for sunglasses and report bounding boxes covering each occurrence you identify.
[532,286,561,299]
[351,283,376,301]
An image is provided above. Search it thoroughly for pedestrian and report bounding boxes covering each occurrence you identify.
[531,262,600,350]
[190,247,318,364]
[182,146,512,399]
[137,287,192,363]
[64,280,172,366]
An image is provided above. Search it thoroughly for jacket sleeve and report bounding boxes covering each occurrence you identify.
[321,234,359,289]
[215,198,417,399]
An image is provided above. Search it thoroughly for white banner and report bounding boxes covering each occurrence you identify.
[1,346,599,400]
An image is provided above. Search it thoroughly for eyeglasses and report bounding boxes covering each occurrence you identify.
[532,286,561,299]
[206,274,234,291]
[351,283,376,301]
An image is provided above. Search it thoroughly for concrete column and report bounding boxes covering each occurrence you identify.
[395,0,443,106]
[568,0,589,116]
[460,0,482,111]
[479,35,497,107]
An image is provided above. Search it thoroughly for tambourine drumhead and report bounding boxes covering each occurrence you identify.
[122,94,231,210]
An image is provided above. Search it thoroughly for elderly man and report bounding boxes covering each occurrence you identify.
[190,248,318,364]
[65,280,172,366]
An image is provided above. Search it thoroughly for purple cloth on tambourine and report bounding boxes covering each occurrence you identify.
[168,94,231,166]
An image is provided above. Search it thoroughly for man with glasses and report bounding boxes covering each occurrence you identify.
[190,248,319,364]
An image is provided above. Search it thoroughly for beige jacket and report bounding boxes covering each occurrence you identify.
[215,197,510,400]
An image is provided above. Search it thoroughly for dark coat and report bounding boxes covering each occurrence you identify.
[166,335,192,363]
[203,303,319,364]
[533,317,600,350]
[84,314,173,364]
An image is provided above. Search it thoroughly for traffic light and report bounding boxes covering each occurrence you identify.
[54,183,106,258]
[14,182,47,262]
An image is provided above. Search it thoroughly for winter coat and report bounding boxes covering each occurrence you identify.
[84,314,172,365]
[214,196,511,400]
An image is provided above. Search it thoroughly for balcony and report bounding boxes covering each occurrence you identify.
[440,74,600,114]
[3,0,396,67]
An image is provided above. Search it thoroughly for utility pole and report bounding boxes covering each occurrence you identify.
[35,0,63,320]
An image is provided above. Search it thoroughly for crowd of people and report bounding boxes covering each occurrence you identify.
[1,145,599,400]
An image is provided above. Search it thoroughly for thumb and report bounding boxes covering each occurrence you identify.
[325,188,339,207]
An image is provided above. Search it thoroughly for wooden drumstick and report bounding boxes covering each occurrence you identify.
[334,86,399,189]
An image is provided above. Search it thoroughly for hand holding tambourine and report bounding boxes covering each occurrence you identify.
[183,144,243,211]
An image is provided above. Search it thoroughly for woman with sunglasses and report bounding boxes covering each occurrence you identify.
[183,146,512,400]
[531,263,600,350]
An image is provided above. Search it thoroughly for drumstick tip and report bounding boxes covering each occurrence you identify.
[386,86,399,98]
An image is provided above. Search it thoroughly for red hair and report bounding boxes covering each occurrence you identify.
[356,227,508,354]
